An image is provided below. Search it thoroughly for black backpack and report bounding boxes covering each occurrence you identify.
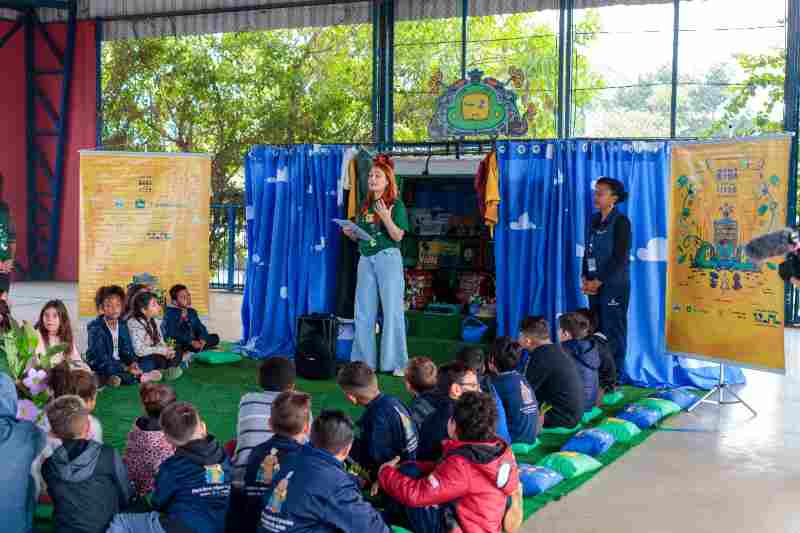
[295,314,338,380]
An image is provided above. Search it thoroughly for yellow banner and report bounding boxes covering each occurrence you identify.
[79,152,211,318]
[665,137,791,372]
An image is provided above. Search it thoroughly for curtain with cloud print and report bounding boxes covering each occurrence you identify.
[241,144,344,357]
[496,139,744,388]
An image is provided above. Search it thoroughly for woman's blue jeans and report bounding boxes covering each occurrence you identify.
[351,248,408,372]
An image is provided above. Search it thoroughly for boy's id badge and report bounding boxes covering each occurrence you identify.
[587,258,597,273]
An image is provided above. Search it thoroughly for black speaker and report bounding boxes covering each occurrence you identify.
[295,314,338,380]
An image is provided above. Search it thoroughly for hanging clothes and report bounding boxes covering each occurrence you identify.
[474,155,489,219]
[339,147,358,208]
[335,165,359,319]
[347,158,358,220]
[485,151,500,236]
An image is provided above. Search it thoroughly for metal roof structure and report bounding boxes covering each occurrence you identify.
[0,0,672,40]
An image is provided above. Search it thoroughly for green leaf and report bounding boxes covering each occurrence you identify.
[757,204,769,216]
[678,255,687,264]
[766,262,777,270]
[681,208,690,218]
[770,175,780,185]
[677,175,689,188]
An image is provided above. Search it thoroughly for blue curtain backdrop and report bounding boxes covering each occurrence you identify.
[241,145,343,357]
[496,139,744,389]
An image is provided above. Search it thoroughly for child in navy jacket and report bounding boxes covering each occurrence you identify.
[404,357,440,430]
[107,402,231,533]
[86,286,160,387]
[257,410,390,533]
[337,362,418,479]
[559,313,601,412]
[225,391,310,533]
[488,337,540,444]
[163,285,219,355]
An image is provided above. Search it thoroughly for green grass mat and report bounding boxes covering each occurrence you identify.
[17,355,671,528]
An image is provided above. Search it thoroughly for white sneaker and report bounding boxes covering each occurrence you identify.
[392,368,405,377]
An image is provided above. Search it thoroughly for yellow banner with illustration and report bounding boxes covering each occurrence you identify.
[79,152,211,318]
[665,136,791,372]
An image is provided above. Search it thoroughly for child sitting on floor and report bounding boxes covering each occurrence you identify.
[337,361,418,478]
[455,346,512,444]
[404,357,439,430]
[0,373,46,533]
[163,284,220,355]
[34,299,89,371]
[488,337,540,444]
[43,395,133,533]
[123,284,148,321]
[417,361,479,461]
[379,391,523,533]
[226,391,311,533]
[518,316,584,429]
[256,410,391,533]
[108,402,232,533]
[48,363,104,441]
[558,312,601,412]
[233,356,298,482]
[87,285,162,387]
[576,307,618,399]
[127,292,183,381]
[124,383,177,497]
[0,287,15,334]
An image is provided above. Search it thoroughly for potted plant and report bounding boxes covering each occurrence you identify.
[2,321,66,423]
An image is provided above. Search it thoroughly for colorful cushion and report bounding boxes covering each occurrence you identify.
[636,397,682,418]
[650,389,697,410]
[511,439,541,456]
[602,390,625,406]
[561,428,615,457]
[616,404,662,429]
[518,464,564,496]
[193,351,242,365]
[581,406,604,424]
[594,417,642,443]
[537,451,603,479]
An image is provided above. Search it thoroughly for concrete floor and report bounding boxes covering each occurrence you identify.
[9,282,800,533]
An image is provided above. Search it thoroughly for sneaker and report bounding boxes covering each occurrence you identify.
[163,367,183,381]
[109,375,122,387]
[140,370,162,383]
[392,368,405,377]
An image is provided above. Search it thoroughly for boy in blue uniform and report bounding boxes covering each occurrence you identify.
[558,313,601,412]
[488,337,539,444]
[108,402,231,533]
[404,357,440,430]
[337,362,418,478]
[257,410,390,533]
[455,347,512,444]
[163,284,220,355]
[226,391,311,533]
[87,285,157,387]
[417,361,479,461]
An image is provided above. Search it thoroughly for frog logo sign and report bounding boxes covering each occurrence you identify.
[429,69,528,139]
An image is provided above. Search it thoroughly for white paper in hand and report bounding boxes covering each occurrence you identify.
[333,219,373,241]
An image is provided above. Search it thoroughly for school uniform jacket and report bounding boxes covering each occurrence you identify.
[257,445,390,533]
[153,436,231,533]
[351,394,418,477]
[491,371,539,444]
[86,315,136,376]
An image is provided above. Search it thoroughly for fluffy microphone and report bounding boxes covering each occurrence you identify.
[744,228,799,263]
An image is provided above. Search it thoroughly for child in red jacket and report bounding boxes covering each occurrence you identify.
[379,391,523,533]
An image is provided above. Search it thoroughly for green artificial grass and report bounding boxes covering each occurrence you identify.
[16,355,678,529]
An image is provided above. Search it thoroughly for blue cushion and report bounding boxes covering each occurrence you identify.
[561,428,615,457]
[518,464,564,496]
[650,389,697,410]
[616,404,662,429]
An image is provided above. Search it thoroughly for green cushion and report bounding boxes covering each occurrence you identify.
[193,351,242,365]
[537,451,603,479]
[581,406,603,424]
[511,439,541,455]
[594,417,642,444]
[602,390,625,406]
[540,423,582,435]
[636,397,682,418]
[392,527,414,533]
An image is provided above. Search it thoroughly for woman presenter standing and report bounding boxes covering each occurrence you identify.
[582,177,632,382]
[342,155,408,376]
